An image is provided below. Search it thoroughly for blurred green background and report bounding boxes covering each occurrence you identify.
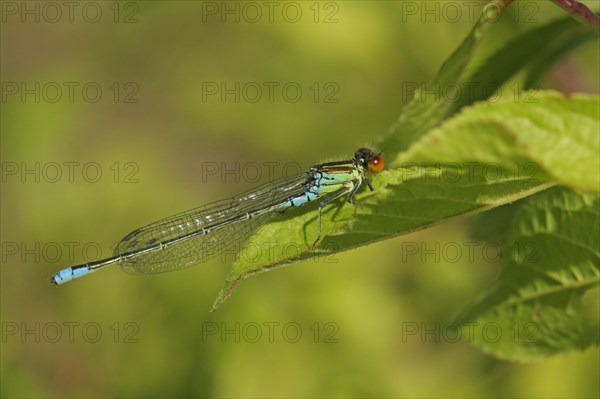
[1,1,598,398]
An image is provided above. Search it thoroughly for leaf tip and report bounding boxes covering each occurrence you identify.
[210,272,247,312]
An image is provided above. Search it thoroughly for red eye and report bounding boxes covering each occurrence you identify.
[368,154,384,173]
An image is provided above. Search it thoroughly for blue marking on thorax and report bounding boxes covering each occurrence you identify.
[273,174,322,211]
[290,191,318,207]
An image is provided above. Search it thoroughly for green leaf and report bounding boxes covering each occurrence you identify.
[212,167,551,311]
[211,91,599,310]
[522,22,599,89]
[398,91,600,192]
[379,9,598,162]
[449,17,598,113]
[378,0,511,156]
[457,187,600,361]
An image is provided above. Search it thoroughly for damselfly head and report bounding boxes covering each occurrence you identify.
[355,148,384,173]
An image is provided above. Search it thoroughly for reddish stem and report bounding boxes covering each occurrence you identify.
[499,0,517,12]
[552,0,600,32]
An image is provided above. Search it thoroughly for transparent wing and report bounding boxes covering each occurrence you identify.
[114,174,306,274]
[119,211,274,274]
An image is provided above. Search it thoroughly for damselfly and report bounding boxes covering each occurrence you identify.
[50,147,384,285]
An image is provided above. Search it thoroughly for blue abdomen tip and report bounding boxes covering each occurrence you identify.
[50,265,90,286]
